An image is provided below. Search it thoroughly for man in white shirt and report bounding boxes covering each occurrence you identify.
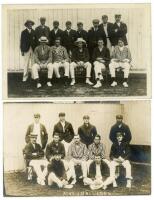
[25,113,48,150]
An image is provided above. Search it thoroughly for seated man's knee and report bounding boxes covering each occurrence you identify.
[53,63,59,69]
[123,63,130,69]
[47,63,53,69]
[86,62,92,68]
[70,62,76,68]
[32,63,39,70]
[109,63,114,70]
[122,160,131,169]
[64,62,69,67]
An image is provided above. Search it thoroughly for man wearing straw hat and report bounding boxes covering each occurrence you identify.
[35,17,50,45]
[20,19,36,82]
[31,36,54,88]
[70,38,93,86]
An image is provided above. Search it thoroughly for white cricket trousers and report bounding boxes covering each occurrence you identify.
[110,160,132,179]
[93,61,106,79]
[52,62,70,78]
[70,62,92,78]
[109,61,130,78]
[29,159,48,181]
[31,63,54,80]
[69,159,87,179]
[48,160,72,186]
[23,47,34,79]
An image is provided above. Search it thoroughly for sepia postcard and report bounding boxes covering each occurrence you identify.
[2,3,151,100]
[3,101,151,196]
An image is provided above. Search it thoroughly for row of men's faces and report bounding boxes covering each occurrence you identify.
[34,115,123,125]
[27,15,123,30]
[34,115,96,125]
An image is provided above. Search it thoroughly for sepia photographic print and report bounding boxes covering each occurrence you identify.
[3,101,151,196]
[2,4,151,99]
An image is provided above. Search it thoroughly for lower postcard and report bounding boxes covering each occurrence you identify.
[3,101,151,196]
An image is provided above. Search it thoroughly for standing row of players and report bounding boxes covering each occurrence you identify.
[23,113,132,190]
[21,14,131,88]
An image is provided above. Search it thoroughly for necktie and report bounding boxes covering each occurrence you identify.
[42,46,45,54]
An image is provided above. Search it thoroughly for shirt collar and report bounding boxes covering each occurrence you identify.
[27,28,32,33]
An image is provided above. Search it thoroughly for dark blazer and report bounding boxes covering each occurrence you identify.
[35,25,50,44]
[23,142,44,166]
[71,47,90,62]
[46,141,65,161]
[112,22,128,46]
[88,27,106,57]
[20,29,37,53]
[99,22,114,46]
[49,28,63,46]
[109,122,132,143]
[62,29,77,52]
[53,121,74,143]
[78,123,97,147]
[110,141,131,160]
[25,123,48,150]
[89,160,110,179]
[76,30,88,43]
[47,159,66,179]
[92,46,110,65]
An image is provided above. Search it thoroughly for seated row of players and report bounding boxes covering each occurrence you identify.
[21,15,131,88]
[30,36,132,89]
[24,113,132,190]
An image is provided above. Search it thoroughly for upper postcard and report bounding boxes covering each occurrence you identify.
[2,4,151,100]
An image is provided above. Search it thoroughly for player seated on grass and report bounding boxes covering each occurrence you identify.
[23,133,48,185]
[47,153,73,189]
[110,132,133,188]
[84,154,114,190]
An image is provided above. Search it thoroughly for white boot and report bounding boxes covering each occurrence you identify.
[113,180,118,188]
[93,81,102,88]
[126,179,132,188]
[22,75,28,82]
[47,82,52,87]
[37,83,42,88]
[70,79,75,86]
[86,78,93,85]
[111,81,117,87]
[123,82,129,88]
